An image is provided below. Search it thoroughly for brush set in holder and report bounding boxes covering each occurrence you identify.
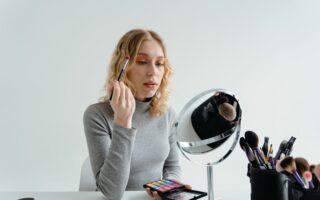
[240,131,320,200]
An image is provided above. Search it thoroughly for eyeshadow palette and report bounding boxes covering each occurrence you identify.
[143,179,207,200]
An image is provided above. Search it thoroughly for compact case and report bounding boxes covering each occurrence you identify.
[248,165,320,200]
[143,179,207,200]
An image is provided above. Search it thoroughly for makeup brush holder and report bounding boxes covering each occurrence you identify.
[248,165,320,200]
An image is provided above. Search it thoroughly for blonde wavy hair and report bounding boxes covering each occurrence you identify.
[100,29,173,117]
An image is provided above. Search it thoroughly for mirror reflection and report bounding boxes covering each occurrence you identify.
[176,89,242,165]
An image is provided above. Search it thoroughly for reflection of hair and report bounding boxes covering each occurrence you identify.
[100,29,173,117]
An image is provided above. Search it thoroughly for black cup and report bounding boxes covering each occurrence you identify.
[250,166,293,200]
[300,189,320,200]
[249,165,320,200]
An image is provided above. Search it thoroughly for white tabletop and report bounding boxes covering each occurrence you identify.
[0,191,151,200]
[0,191,248,200]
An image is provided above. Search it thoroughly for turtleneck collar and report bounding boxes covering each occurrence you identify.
[135,99,151,113]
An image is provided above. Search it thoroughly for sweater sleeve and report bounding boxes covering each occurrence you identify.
[162,109,182,181]
[83,104,137,200]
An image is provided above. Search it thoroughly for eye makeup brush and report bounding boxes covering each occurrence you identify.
[109,56,130,101]
[275,140,287,160]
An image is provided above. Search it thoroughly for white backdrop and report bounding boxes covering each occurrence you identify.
[1,0,320,199]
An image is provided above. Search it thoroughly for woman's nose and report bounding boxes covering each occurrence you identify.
[147,63,158,76]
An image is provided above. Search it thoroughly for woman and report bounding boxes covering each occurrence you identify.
[83,29,183,200]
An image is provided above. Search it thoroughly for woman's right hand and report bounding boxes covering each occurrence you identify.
[110,81,136,128]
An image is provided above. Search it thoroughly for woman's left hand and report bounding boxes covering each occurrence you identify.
[145,187,162,200]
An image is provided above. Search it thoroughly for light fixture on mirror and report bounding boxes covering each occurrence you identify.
[175,89,242,200]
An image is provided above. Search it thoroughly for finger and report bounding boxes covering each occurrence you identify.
[119,81,125,104]
[185,184,192,189]
[125,85,130,103]
[152,191,159,200]
[125,87,131,109]
[129,89,134,101]
[125,86,133,106]
[112,81,120,103]
[145,188,153,197]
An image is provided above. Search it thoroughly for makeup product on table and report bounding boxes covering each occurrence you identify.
[143,179,207,200]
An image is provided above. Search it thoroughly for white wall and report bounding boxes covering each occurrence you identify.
[1,0,320,198]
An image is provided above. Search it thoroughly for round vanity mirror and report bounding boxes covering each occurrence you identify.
[175,89,242,199]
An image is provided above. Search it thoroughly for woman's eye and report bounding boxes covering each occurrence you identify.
[156,62,164,67]
[136,60,148,65]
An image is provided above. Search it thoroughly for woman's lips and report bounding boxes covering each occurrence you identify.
[144,82,157,89]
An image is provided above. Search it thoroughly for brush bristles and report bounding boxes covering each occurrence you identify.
[295,157,310,177]
[244,131,259,148]
[280,156,294,171]
[218,103,236,121]
[239,137,247,150]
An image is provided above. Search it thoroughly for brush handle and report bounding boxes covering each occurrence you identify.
[292,170,307,188]
[309,180,315,189]
[109,58,130,101]
[255,148,272,169]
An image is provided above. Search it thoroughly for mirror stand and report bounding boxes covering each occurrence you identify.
[207,165,214,200]
[176,89,242,200]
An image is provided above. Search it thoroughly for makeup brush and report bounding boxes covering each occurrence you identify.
[303,171,315,189]
[283,136,296,156]
[295,157,310,177]
[245,131,271,169]
[274,140,287,160]
[109,56,130,101]
[275,156,284,172]
[314,164,320,182]
[218,102,237,121]
[278,156,307,188]
[244,131,259,149]
[295,157,316,189]
[267,144,275,168]
[310,164,320,190]
[261,137,269,157]
[239,137,260,168]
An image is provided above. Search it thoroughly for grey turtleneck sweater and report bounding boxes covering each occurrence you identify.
[83,100,181,200]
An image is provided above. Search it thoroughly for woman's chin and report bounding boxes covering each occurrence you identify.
[144,91,157,98]
[135,90,157,101]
